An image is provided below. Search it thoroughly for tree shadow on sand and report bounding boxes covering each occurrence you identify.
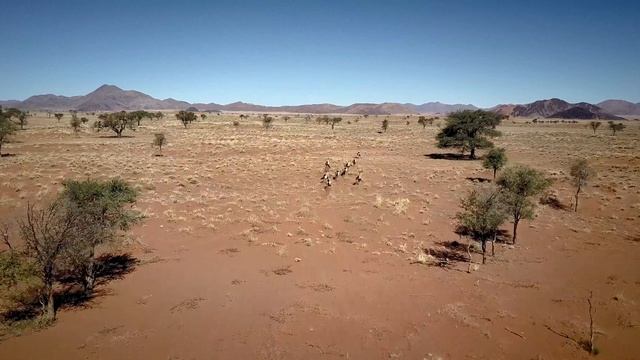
[465,176,491,183]
[1,253,138,323]
[424,153,475,161]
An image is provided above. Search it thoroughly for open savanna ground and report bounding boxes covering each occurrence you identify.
[0,113,639,359]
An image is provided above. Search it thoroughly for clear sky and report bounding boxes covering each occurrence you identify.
[1,0,638,107]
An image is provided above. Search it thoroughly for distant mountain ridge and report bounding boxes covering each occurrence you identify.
[1,85,637,117]
[511,98,624,120]
[597,99,640,115]
[1,85,477,115]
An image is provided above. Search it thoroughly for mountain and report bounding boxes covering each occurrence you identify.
[1,85,480,114]
[21,94,84,110]
[488,104,516,117]
[12,85,190,111]
[597,100,640,115]
[6,85,636,117]
[75,85,190,111]
[410,102,478,114]
[548,107,624,120]
[511,98,601,118]
[0,100,22,108]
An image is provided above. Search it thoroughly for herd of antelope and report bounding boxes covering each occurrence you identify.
[320,152,362,189]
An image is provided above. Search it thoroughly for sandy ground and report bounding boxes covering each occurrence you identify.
[0,114,638,359]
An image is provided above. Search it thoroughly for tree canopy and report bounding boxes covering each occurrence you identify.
[436,110,502,159]
[176,111,197,128]
[94,111,137,137]
[496,165,550,243]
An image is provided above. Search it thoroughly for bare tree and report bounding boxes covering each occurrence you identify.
[18,201,77,320]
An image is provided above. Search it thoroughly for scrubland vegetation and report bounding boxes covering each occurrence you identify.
[0,108,638,359]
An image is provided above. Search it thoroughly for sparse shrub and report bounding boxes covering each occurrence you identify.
[483,147,507,179]
[382,119,389,132]
[436,110,502,159]
[496,165,550,243]
[54,113,64,122]
[589,121,601,134]
[0,107,18,156]
[233,120,240,127]
[570,159,595,212]
[80,117,89,124]
[176,110,197,128]
[153,133,166,154]
[0,242,41,317]
[200,113,207,121]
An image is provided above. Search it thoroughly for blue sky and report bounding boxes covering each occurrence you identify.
[1,0,638,107]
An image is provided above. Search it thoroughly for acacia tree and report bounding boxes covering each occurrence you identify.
[0,107,18,156]
[130,110,153,126]
[176,110,197,128]
[436,110,502,159]
[330,117,342,130]
[60,179,140,295]
[154,111,165,120]
[18,201,78,320]
[153,133,167,154]
[417,116,434,129]
[54,113,64,122]
[94,111,136,137]
[5,108,28,130]
[483,147,507,179]
[70,114,82,135]
[608,121,626,135]
[200,114,207,121]
[496,165,550,243]
[456,185,507,264]
[262,114,274,129]
[589,121,601,134]
[570,159,595,212]
[418,116,427,128]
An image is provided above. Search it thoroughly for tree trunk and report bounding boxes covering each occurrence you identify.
[481,240,486,264]
[575,185,581,212]
[43,281,55,320]
[83,257,96,296]
[493,168,497,180]
[512,219,519,244]
[470,147,476,159]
